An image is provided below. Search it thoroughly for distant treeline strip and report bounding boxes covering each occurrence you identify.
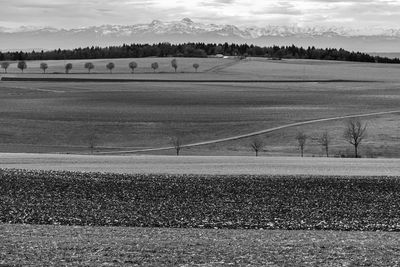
[1,43,399,64]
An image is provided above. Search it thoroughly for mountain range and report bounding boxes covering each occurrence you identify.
[1,18,400,53]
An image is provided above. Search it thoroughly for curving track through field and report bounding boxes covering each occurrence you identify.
[98,110,400,154]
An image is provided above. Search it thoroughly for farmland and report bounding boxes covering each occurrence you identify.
[2,169,400,230]
[1,57,400,266]
[0,57,400,157]
[2,224,400,266]
[1,154,400,176]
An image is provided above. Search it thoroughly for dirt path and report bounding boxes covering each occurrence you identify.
[99,110,400,154]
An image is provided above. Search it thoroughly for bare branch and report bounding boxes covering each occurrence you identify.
[318,131,330,157]
[296,131,307,157]
[250,138,264,157]
[343,119,367,158]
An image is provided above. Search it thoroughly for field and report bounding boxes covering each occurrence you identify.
[1,154,400,176]
[0,57,400,157]
[2,169,400,266]
[2,169,400,230]
[2,224,400,266]
[1,57,400,266]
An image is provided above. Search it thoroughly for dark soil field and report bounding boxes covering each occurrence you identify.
[2,169,400,266]
[2,169,400,231]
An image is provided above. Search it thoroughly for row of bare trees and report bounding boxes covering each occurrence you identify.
[249,118,367,158]
[296,118,367,158]
[1,59,201,74]
[86,118,368,158]
[162,118,368,157]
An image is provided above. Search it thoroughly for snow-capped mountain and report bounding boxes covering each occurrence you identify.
[1,18,400,52]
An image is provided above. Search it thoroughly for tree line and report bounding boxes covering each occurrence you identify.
[91,118,366,157]
[1,59,201,74]
[1,43,399,64]
[248,118,368,158]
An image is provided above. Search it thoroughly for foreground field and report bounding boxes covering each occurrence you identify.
[1,154,400,176]
[2,224,399,266]
[2,169,400,230]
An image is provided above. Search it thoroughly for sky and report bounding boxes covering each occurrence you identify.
[1,0,400,29]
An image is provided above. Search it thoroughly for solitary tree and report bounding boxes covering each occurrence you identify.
[17,61,27,73]
[87,132,98,154]
[151,62,159,72]
[318,131,331,157]
[193,63,199,72]
[171,59,178,72]
[171,136,182,156]
[343,119,367,158]
[129,61,138,73]
[106,62,115,73]
[1,62,10,73]
[84,62,94,73]
[65,63,72,74]
[40,62,48,73]
[250,138,264,157]
[296,131,307,157]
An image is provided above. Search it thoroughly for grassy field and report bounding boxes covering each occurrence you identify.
[0,57,399,156]
[1,154,400,176]
[2,224,400,266]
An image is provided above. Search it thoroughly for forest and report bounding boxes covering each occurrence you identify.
[1,42,399,64]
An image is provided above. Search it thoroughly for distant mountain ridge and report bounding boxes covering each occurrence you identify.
[1,18,400,52]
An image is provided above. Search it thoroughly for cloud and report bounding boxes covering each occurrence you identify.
[0,0,399,29]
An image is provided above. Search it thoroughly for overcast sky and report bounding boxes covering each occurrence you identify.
[1,0,400,29]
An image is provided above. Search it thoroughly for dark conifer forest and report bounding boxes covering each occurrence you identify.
[1,42,399,63]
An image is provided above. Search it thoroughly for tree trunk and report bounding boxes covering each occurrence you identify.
[354,144,358,158]
[326,147,329,157]
[256,150,258,157]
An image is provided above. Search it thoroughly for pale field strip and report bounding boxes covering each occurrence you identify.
[98,110,400,155]
[1,154,400,176]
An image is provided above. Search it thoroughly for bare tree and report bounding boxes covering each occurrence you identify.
[84,62,94,73]
[171,136,183,156]
[40,62,48,73]
[318,131,330,157]
[296,131,307,157]
[171,59,178,72]
[250,138,264,157]
[1,62,10,73]
[17,61,27,73]
[343,119,367,158]
[193,63,199,72]
[106,62,115,73]
[65,63,72,74]
[129,61,138,73]
[87,133,98,154]
[151,62,159,72]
